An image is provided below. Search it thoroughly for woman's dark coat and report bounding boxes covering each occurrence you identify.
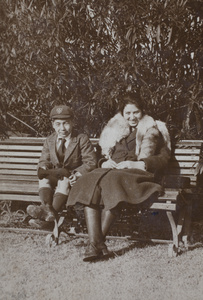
[67,115,171,211]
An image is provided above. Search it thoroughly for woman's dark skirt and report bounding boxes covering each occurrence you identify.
[67,168,163,211]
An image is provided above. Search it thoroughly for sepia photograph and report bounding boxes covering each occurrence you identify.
[0,0,203,299]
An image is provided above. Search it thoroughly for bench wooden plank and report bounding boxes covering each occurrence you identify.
[0,194,40,202]
[150,203,176,211]
[0,157,39,163]
[0,182,38,192]
[174,149,201,154]
[176,140,202,145]
[173,155,200,161]
[0,145,43,151]
[157,190,179,201]
[0,175,38,181]
[3,137,45,143]
[0,151,41,157]
[0,164,37,170]
[0,169,37,175]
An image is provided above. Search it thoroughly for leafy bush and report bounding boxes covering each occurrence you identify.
[0,0,202,139]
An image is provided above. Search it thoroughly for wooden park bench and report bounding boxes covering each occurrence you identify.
[0,137,202,257]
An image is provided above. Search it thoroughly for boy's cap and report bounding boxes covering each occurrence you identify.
[50,105,74,119]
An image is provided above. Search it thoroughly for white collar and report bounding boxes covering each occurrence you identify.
[57,133,71,141]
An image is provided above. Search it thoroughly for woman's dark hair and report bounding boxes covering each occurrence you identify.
[118,91,144,115]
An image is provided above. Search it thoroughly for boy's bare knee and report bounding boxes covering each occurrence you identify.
[39,178,51,189]
[55,177,70,195]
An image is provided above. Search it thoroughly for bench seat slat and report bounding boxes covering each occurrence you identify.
[157,190,179,201]
[150,203,176,211]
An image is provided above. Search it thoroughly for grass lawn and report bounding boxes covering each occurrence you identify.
[0,230,203,300]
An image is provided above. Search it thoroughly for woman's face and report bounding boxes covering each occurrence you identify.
[123,104,143,127]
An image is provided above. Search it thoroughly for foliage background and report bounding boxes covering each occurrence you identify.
[0,0,202,139]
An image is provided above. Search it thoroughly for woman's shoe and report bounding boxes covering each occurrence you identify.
[83,242,111,262]
[83,242,102,262]
[99,243,111,258]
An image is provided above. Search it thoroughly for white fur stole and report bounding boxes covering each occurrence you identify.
[99,113,171,159]
[99,113,130,159]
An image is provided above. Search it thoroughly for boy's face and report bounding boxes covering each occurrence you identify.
[52,119,73,138]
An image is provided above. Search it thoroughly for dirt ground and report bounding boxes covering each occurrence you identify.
[0,229,203,300]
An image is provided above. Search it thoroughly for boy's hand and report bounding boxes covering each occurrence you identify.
[37,167,71,180]
[69,172,82,187]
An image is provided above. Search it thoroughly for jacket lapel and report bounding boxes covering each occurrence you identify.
[64,136,78,163]
[49,134,59,165]
[126,129,137,144]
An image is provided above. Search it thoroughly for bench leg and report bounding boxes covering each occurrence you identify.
[46,216,65,246]
[166,211,179,257]
[181,202,192,249]
[176,206,186,236]
[177,193,192,250]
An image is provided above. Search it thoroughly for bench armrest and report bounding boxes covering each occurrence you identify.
[161,175,191,189]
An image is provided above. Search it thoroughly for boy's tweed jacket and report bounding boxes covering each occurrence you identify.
[38,132,97,175]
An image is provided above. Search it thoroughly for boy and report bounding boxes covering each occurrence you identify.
[27,105,97,227]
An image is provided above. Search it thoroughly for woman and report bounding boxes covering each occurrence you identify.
[67,92,171,261]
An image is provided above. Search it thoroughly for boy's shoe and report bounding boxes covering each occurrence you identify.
[28,219,54,230]
[27,204,55,222]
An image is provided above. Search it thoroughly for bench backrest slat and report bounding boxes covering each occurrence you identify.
[0,145,43,151]
[0,169,37,175]
[0,151,41,157]
[173,149,201,155]
[0,138,202,190]
[0,174,38,181]
[0,194,40,202]
[0,157,39,163]
[0,164,37,170]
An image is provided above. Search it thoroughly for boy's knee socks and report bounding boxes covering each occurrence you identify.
[52,193,68,212]
[39,187,53,206]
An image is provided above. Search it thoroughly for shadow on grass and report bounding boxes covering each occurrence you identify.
[94,240,156,262]
[180,242,203,254]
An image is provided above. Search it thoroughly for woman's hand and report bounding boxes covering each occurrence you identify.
[116,161,146,170]
[101,159,117,169]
